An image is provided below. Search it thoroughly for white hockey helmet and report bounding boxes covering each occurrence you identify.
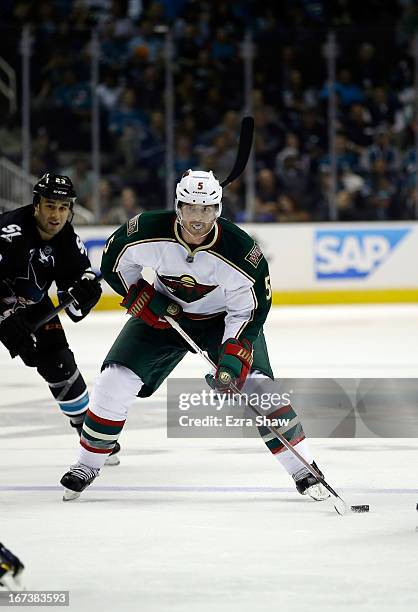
[175,169,222,218]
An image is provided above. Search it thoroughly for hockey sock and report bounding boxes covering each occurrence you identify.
[257,404,313,475]
[70,411,86,427]
[37,348,89,420]
[275,438,313,476]
[45,366,89,419]
[78,409,125,469]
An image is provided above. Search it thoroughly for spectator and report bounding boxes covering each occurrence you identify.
[175,136,198,175]
[319,132,359,174]
[354,43,383,90]
[223,177,244,221]
[282,69,317,129]
[362,158,400,220]
[128,19,163,63]
[62,158,94,207]
[297,109,327,158]
[343,103,373,148]
[97,71,123,112]
[53,69,91,112]
[253,169,279,222]
[367,86,399,127]
[108,88,148,138]
[253,109,282,169]
[320,68,365,108]
[209,134,236,178]
[277,194,311,222]
[96,178,117,220]
[210,28,235,62]
[361,127,400,173]
[102,186,142,224]
[31,127,59,170]
[275,133,311,208]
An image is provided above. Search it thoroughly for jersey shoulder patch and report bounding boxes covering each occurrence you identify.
[214,218,265,274]
[126,213,142,237]
[244,242,263,268]
[123,210,175,243]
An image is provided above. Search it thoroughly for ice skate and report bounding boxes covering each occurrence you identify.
[293,461,330,501]
[60,462,100,501]
[103,442,121,466]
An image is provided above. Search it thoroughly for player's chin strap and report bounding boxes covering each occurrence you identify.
[164,314,349,516]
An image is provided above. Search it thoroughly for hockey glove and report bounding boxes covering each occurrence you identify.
[67,272,102,312]
[0,542,25,591]
[121,280,182,329]
[0,312,36,361]
[211,338,253,392]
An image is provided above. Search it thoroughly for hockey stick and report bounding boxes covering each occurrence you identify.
[165,315,348,515]
[31,273,103,333]
[220,116,254,188]
[31,294,76,332]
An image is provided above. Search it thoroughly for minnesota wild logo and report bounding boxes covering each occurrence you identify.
[158,274,217,303]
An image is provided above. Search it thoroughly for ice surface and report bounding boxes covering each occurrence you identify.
[1,306,418,612]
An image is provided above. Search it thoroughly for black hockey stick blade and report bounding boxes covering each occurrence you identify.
[31,295,75,332]
[31,273,103,332]
[220,116,254,188]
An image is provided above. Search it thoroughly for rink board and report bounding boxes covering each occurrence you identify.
[75,221,418,306]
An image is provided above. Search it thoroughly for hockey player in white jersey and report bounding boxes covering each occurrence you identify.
[60,169,329,501]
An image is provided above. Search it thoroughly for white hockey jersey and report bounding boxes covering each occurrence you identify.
[101,211,271,344]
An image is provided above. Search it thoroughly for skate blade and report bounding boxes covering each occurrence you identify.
[104,454,120,466]
[333,497,349,515]
[63,488,81,501]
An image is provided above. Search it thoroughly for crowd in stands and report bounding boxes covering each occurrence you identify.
[1,0,418,222]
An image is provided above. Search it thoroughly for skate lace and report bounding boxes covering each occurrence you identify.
[69,463,99,481]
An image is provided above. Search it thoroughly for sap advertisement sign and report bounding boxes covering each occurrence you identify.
[314,229,410,280]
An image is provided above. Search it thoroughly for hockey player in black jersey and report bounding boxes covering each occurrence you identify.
[0,542,25,591]
[0,173,119,463]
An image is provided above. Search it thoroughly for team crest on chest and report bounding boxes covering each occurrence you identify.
[158,274,217,303]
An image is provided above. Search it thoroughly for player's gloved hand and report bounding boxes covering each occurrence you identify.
[68,272,102,311]
[210,338,253,392]
[121,279,182,329]
[0,542,25,591]
[0,312,36,360]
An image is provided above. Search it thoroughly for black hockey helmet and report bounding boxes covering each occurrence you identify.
[33,173,77,207]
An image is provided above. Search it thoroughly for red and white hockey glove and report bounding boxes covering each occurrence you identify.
[213,338,253,392]
[121,280,182,329]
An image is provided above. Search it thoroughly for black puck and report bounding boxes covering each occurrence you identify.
[351,505,370,513]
